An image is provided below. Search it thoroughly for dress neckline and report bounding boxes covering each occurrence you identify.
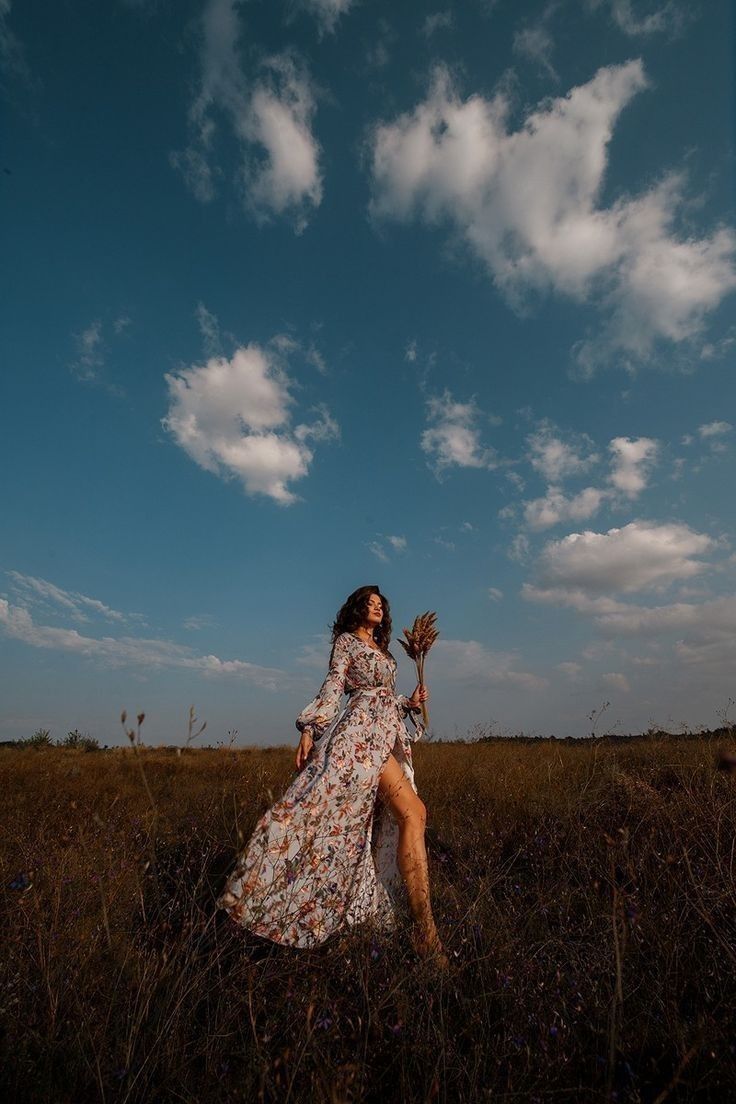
[349,633,395,663]
[350,632,382,653]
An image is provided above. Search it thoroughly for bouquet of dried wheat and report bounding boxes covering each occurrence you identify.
[396,611,438,731]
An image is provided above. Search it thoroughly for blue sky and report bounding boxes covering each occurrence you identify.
[1,0,734,744]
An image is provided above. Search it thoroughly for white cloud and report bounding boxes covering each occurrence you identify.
[526,583,736,678]
[240,55,322,230]
[508,533,531,562]
[0,599,283,688]
[364,17,395,70]
[422,10,454,37]
[532,520,714,595]
[405,339,418,362]
[522,579,736,696]
[523,485,606,530]
[183,614,216,631]
[68,316,130,396]
[296,633,333,668]
[6,570,136,625]
[70,321,104,383]
[595,596,736,638]
[305,343,327,374]
[368,541,388,563]
[587,0,688,37]
[515,428,657,531]
[296,0,356,34]
[368,534,407,561]
[522,585,627,614]
[171,1,322,231]
[557,660,582,680]
[0,0,34,95]
[488,587,503,601]
[195,301,222,357]
[513,19,557,80]
[608,436,658,496]
[574,174,736,375]
[602,671,630,692]
[368,62,736,373]
[161,341,338,506]
[699,332,736,362]
[698,420,732,439]
[434,638,547,690]
[421,389,498,475]
[526,424,599,482]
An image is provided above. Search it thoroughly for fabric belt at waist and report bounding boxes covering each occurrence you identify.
[346,686,394,696]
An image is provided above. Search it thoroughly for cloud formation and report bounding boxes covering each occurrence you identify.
[422,10,454,37]
[526,423,599,482]
[517,427,658,531]
[368,61,736,373]
[421,390,498,476]
[68,317,130,396]
[434,638,547,691]
[171,0,322,231]
[531,520,714,595]
[519,518,736,679]
[0,0,35,98]
[608,436,658,496]
[587,0,688,37]
[296,0,356,35]
[161,341,339,505]
[368,534,407,562]
[523,486,607,530]
[6,570,139,625]
[699,420,732,439]
[0,599,283,687]
[513,16,557,80]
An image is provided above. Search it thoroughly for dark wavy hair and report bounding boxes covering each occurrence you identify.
[329,585,392,659]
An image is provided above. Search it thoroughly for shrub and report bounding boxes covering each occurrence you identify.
[60,729,99,752]
[23,728,53,748]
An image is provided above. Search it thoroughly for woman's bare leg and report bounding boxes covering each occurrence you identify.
[377,752,447,965]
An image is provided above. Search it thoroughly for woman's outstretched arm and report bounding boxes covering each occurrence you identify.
[295,632,351,742]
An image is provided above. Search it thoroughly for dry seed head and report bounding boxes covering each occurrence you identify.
[396,610,439,659]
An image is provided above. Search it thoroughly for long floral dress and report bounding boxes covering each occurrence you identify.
[217,631,426,948]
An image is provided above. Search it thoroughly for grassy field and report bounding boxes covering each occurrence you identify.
[1,733,735,1103]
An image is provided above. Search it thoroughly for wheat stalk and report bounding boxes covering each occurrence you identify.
[396,611,438,731]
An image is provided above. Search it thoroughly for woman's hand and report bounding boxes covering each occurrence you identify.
[295,727,314,771]
[407,683,429,712]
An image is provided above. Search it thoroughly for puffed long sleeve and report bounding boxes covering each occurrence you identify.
[396,692,426,742]
[396,693,421,718]
[295,633,351,741]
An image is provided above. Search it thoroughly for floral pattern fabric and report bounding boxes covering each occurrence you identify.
[217,631,425,948]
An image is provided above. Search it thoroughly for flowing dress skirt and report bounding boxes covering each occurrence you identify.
[217,687,421,948]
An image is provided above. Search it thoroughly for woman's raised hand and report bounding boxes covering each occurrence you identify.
[407,683,429,711]
[295,727,314,771]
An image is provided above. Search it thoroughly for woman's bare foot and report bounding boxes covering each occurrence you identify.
[410,922,450,971]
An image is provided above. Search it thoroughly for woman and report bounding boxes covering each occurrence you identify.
[217,585,449,969]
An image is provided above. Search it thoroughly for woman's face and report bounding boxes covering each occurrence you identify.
[364,592,384,628]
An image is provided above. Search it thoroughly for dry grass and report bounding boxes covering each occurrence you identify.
[1,733,735,1103]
